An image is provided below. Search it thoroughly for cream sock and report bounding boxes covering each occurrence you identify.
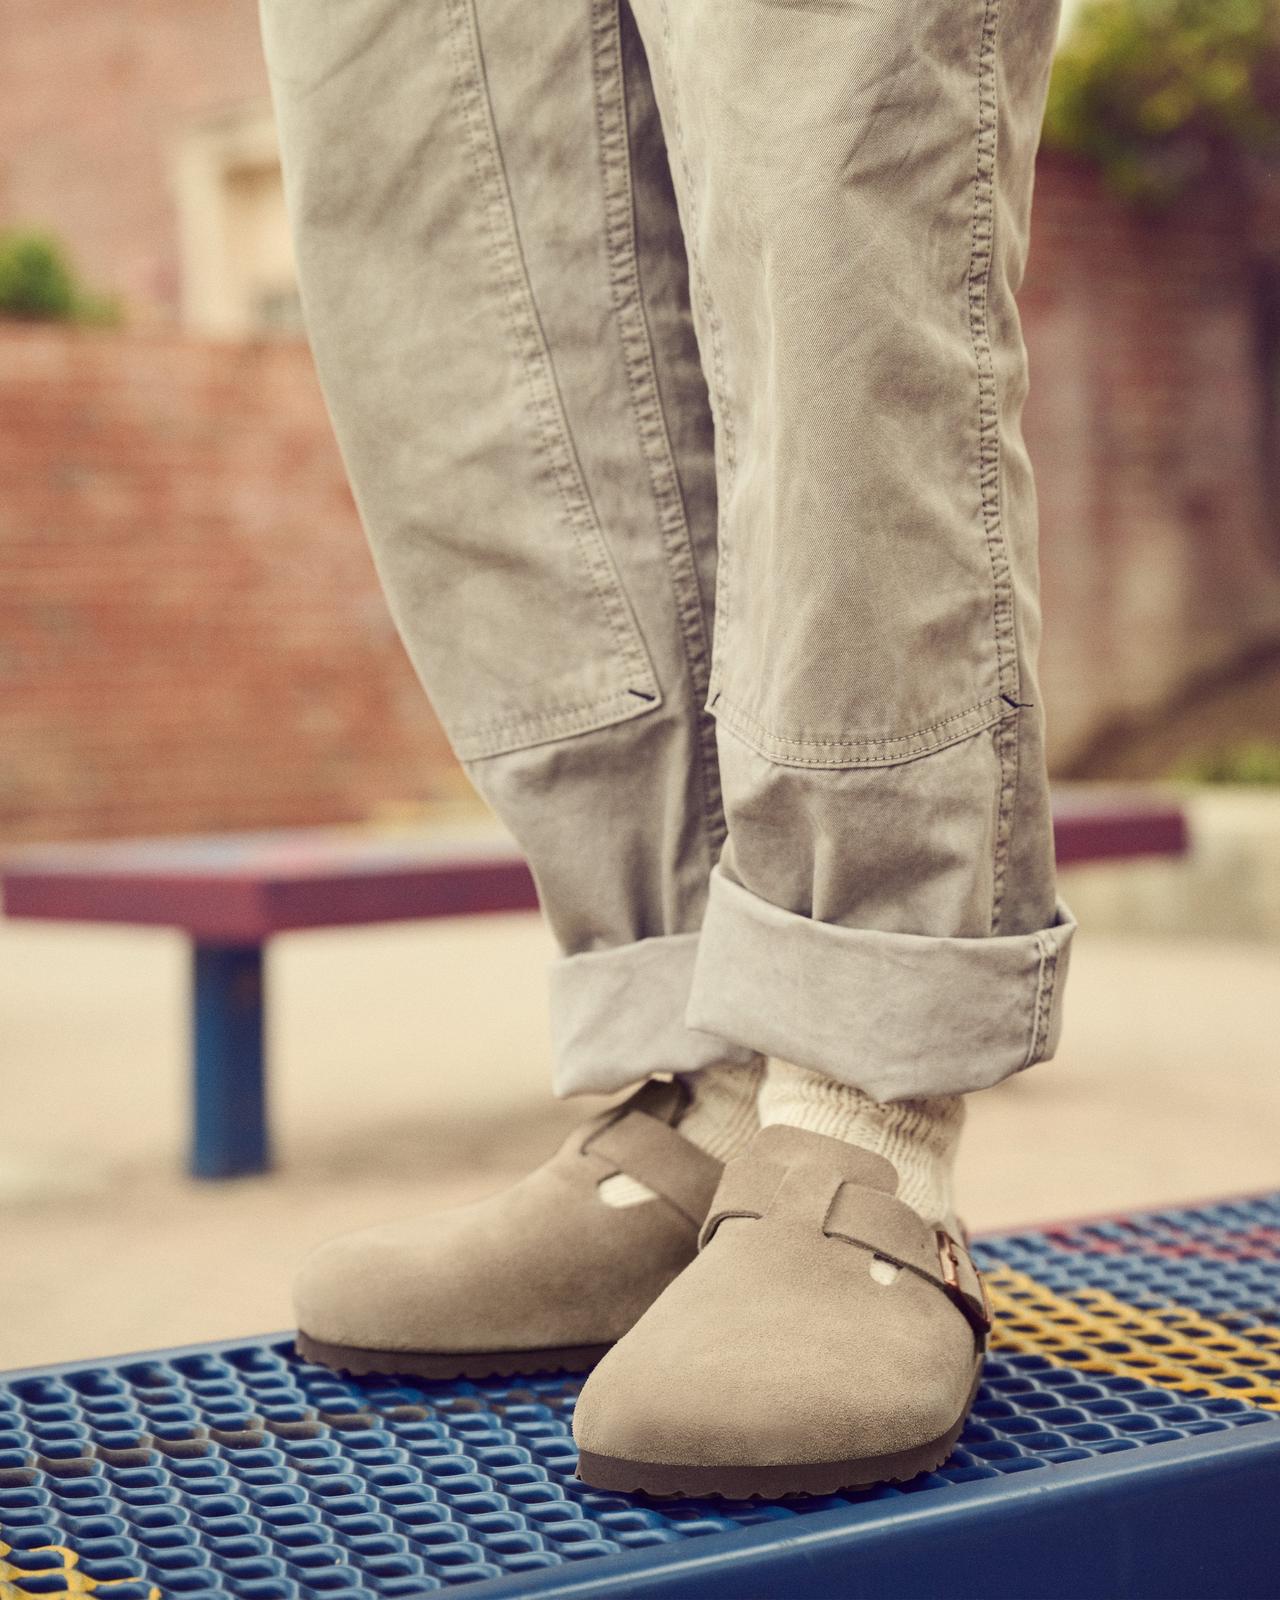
[597,1060,764,1208]
[758,1058,964,1228]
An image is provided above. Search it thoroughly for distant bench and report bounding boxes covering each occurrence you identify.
[1,790,1188,1180]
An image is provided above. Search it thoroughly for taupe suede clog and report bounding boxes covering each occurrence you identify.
[294,1079,722,1380]
[573,1124,989,1497]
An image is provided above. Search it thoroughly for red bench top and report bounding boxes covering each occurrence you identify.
[1,790,1187,943]
[1049,786,1188,867]
[0,828,540,941]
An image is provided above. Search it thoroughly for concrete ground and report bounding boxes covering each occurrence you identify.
[2,897,1278,1373]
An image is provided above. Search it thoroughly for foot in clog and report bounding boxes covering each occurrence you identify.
[573,1124,989,1496]
[294,1079,725,1380]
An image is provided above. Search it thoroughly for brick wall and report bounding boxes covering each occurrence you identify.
[1025,157,1280,766]
[0,329,454,842]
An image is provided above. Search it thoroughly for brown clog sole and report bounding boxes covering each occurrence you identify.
[295,1330,612,1382]
[575,1365,984,1499]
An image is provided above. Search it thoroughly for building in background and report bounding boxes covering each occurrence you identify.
[2,0,1279,843]
[0,0,291,334]
[175,102,300,336]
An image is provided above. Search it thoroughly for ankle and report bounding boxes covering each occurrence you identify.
[675,1059,765,1162]
[759,1058,963,1227]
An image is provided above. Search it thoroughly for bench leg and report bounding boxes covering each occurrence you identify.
[191,942,270,1178]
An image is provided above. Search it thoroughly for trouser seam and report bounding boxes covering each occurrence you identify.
[444,0,655,698]
[712,690,1010,769]
[590,0,727,862]
[1024,930,1057,1069]
[650,0,739,685]
[969,0,1018,932]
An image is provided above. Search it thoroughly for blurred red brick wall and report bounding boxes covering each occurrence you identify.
[1025,158,1280,765]
[0,328,454,842]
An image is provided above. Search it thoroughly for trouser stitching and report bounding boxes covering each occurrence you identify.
[1024,930,1057,1069]
[590,0,727,862]
[650,0,739,685]
[444,0,657,706]
[712,690,1009,769]
[968,0,1019,931]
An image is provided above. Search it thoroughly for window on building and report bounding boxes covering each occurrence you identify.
[175,107,302,336]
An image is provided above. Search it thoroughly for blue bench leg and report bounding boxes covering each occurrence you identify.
[191,942,270,1178]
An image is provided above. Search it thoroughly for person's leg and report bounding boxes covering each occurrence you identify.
[575,0,1074,1492]
[259,0,758,1373]
[618,0,1073,1108]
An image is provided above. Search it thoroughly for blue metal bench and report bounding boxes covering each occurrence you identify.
[2,1190,1276,1598]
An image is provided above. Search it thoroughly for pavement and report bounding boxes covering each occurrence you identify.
[2,901,1278,1372]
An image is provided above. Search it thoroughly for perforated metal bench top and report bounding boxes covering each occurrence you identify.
[4,1194,1280,1600]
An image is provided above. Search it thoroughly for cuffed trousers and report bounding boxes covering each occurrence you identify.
[260,0,1075,1103]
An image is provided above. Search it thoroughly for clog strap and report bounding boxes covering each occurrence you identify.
[580,1082,722,1228]
[697,1154,787,1249]
[824,1183,991,1343]
[700,1158,990,1344]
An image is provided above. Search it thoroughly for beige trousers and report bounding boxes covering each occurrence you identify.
[260,0,1075,1104]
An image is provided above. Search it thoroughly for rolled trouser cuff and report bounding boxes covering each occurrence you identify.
[550,932,758,1097]
[686,867,1076,1102]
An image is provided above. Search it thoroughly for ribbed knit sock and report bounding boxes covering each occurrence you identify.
[597,1060,764,1208]
[758,1058,964,1228]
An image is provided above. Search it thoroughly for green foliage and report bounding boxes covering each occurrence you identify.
[0,231,120,324]
[1045,0,1280,204]
[1174,739,1280,784]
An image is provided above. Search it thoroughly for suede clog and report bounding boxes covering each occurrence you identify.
[573,1123,989,1496]
[294,1079,723,1380]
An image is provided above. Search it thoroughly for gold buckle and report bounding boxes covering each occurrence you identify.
[937,1231,991,1335]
